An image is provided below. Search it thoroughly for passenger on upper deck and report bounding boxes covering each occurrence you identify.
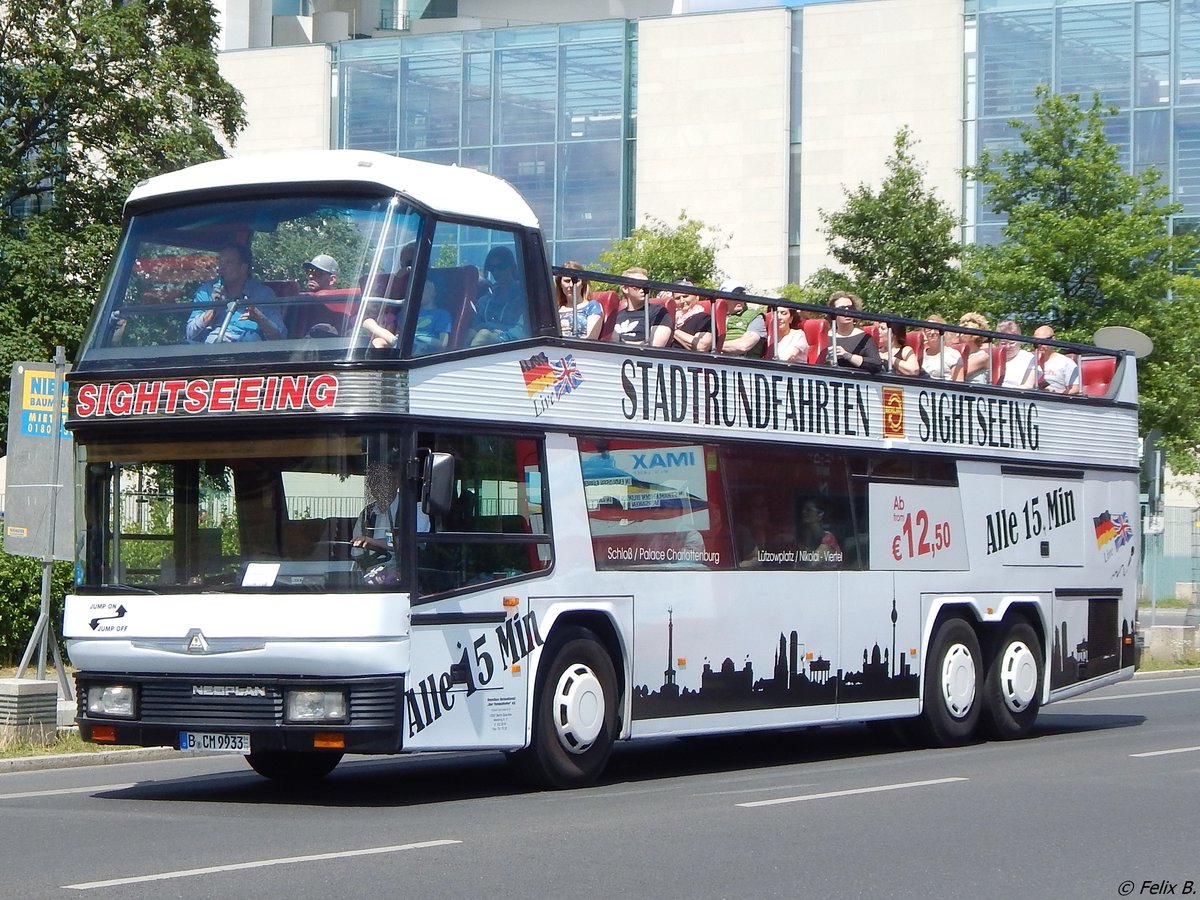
[719,281,768,358]
[672,280,714,352]
[774,306,810,363]
[469,246,528,345]
[186,244,286,343]
[996,319,1037,389]
[556,261,603,339]
[829,291,883,374]
[957,312,992,384]
[877,322,921,376]
[1034,324,1081,394]
[609,267,672,347]
[920,314,963,380]
[302,254,339,292]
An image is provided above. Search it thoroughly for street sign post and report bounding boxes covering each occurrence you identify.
[4,351,73,696]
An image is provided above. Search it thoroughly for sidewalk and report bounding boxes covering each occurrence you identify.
[3,668,1194,774]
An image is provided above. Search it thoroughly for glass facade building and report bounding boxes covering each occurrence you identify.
[969,0,1200,243]
[337,20,637,265]
[330,3,1200,266]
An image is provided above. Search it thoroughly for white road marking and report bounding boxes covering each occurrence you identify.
[1056,687,1200,704]
[1130,745,1200,758]
[737,776,967,808]
[0,783,136,801]
[63,840,462,890]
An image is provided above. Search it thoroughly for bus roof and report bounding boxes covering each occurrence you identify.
[125,150,541,229]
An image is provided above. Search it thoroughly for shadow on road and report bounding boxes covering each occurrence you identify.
[90,709,1145,809]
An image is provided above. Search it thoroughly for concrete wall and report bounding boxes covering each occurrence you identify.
[218,44,333,156]
[798,0,963,282]
[637,9,792,291]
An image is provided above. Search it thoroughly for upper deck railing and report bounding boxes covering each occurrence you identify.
[551,266,1128,402]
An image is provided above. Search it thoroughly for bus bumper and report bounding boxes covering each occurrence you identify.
[74,672,407,754]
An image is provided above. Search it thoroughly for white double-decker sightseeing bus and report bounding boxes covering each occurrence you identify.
[64,150,1141,787]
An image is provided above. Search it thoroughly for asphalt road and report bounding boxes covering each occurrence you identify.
[1,671,1197,900]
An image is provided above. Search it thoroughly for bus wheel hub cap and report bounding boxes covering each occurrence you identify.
[552,663,604,754]
[1000,641,1038,712]
[941,643,976,719]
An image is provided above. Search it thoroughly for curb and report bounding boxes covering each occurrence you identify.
[0,746,187,774]
[1130,667,1200,680]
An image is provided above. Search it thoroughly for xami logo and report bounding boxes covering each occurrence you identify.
[519,352,583,417]
[631,451,695,470]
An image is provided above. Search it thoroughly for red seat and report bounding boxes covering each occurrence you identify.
[989,345,1007,385]
[289,287,362,338]
[711,298,728,352]
[803,318,830,365]
[762,311,777,360]
[362,270,411,301]
[905,330,923,363]
[429,265,478,350]
[594,290,620,341]
[1081,355,1117,396]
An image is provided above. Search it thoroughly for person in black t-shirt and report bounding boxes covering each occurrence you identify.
[608,267,671,346]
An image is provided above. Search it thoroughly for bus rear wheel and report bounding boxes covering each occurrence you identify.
[246,750,343,782]
[981,621,1043,740]
[512,627,617,790]
[920,616,982,746]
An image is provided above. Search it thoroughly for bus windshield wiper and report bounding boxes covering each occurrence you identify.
[91,583,159,595]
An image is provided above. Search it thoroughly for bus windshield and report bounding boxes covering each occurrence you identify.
[77,192,425,369]
[77,429,552,597]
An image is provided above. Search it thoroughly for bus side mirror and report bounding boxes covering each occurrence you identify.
[422,452,455,518]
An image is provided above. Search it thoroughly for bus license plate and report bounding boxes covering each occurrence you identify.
[179,731,251,753]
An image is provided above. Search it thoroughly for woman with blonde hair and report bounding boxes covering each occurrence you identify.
[555,260,603,339]
[920,314,963,379]
[957,311,992,383]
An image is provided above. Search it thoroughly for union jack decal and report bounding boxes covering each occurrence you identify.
[553,354,583,398]
[1113,512,1133,548]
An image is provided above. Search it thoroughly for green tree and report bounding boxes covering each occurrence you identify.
[0,0,245,657]
[0,0,245,444]
[819,127,965,318]
[967,86,1200,460]
[596,213,726,287]
[253,213,370,284]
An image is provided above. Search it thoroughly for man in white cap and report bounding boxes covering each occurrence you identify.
[303,254,339,292]
[718,279,767,358]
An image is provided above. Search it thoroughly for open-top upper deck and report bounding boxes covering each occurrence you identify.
[70,151,1138,471]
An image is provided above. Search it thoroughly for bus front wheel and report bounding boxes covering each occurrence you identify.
[920,617,982,746]
[246,750,343,782]
[512,627,617,789]
[981,621,1043,739]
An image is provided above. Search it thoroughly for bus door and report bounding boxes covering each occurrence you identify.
[404,602,533,751]
[402,429,551,750]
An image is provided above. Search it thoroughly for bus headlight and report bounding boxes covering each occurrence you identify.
[87,685,136,718]
[285,690,347,723]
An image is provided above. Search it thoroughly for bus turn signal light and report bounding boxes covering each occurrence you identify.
[502,596,520,608]
[91,725,117,743]
[314,732,345,749]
